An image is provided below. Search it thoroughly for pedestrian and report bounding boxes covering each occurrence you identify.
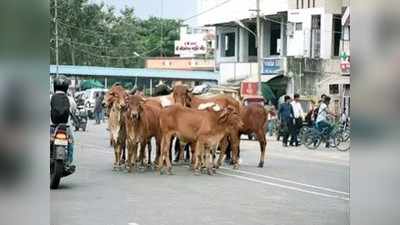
[100,92,105,123]
[267,105,277,137]
[340,111,349,128]
[278,95,294,147]
[305,100,316,127]
[315,96,337,147]
[94,92,102,124]
[290,94,304,146]
[313,94,327,122]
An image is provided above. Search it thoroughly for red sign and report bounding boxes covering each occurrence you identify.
[241,82,259,96]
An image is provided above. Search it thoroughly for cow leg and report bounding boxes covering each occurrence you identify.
[217,136,229,168]
[138,140,147,171]
[189,142,196,169]
[193,141,202,175]
[256,130,267,168]
[126,141,138,173]
[120,142,126,166]
[231,134,241,170]
[205,147,213,175]
[178,141,186,164]
[113,144,121,170]
[159,135,172,175]
[154,137,161,168]
[165,138,174,175]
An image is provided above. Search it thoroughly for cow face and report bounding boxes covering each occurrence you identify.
[172,85,192,107]
[126,95,145,121]
[218,106,244,130]
[105,86,127,111]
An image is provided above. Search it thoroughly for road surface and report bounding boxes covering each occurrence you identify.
[51,122,349,225]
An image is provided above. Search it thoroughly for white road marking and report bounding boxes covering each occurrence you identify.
[218,171,350,201]
[220,167,349,196]
[128,223,139,225]
[83,145,349,201]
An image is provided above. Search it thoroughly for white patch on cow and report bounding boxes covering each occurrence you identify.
[198,102,215,110]
[160,96,173,108]
[212,104,222,111]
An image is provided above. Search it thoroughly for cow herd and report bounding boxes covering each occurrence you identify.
[103,83,270,175]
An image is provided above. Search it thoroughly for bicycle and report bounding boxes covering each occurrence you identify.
[303,122,341,150]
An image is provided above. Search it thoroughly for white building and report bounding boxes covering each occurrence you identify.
[196,0,350,113]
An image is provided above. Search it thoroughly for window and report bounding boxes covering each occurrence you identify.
[333,15,341,56]
[301,0,304,8]
[248,24,257,56]
[308,0,310,8]
[329,84,339,94]
[223,32,235,57]
[216,35,219,49]
[295,22,303,31]
[296,0,299,9]
[313,0,315,7]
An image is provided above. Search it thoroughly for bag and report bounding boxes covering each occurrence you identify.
[51,93,70,124]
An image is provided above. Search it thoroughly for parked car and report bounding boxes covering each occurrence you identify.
[83,88,108,119]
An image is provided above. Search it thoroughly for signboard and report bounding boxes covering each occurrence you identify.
[340,52,350,75]
[262,57,282,75]
[174,40,207,56]
[240,82,259,96]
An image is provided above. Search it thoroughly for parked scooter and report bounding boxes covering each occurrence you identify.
[50,124,75,189]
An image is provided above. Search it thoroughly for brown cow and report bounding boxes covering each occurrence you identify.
[158,104,243,175]
[104,84,128,170]
[124,95,162,172]
[217,104,269,168]
[146,85,191,107]
[183,93,242,168]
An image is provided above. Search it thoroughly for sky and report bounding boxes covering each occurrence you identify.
[90,0,198,25]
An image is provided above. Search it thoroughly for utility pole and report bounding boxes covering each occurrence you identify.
[256,0,262,96]
[54,0,59,76]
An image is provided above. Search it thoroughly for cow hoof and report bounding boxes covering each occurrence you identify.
[112,164,119,171]
[167,169,174,175]
[193,170,201,176]
[212,168,217,174]
[233,164,240,170]
[258,161,264,168]
[207,169,214,176]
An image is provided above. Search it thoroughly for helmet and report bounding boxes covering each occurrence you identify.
[53,75,70,93]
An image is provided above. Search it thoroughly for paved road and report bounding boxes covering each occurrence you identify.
[51,122,349,225]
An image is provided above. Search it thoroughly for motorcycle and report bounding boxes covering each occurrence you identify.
[50,124,75,189]
[71,105,88,131]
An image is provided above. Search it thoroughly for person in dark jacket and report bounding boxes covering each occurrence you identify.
[278,95,294,147]
[94,92,103,124]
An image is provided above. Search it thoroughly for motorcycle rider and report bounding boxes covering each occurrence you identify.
[50,75,76,167]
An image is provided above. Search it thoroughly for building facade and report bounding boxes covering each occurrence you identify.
[197,0,350,114]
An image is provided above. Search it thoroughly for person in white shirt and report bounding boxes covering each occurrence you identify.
[316,96,337,147]
[290,93,304,146]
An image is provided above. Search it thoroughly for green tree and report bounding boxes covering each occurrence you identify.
[50,0,181,68]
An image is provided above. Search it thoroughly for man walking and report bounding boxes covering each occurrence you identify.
[278,95,294,147]
[290,94,304,146]
[94,92,102,124]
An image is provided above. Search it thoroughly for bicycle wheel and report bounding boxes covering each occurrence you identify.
[304,132,321,150]
[336,130,351,151]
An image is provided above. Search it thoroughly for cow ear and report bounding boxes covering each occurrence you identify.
[218,108,229,124]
